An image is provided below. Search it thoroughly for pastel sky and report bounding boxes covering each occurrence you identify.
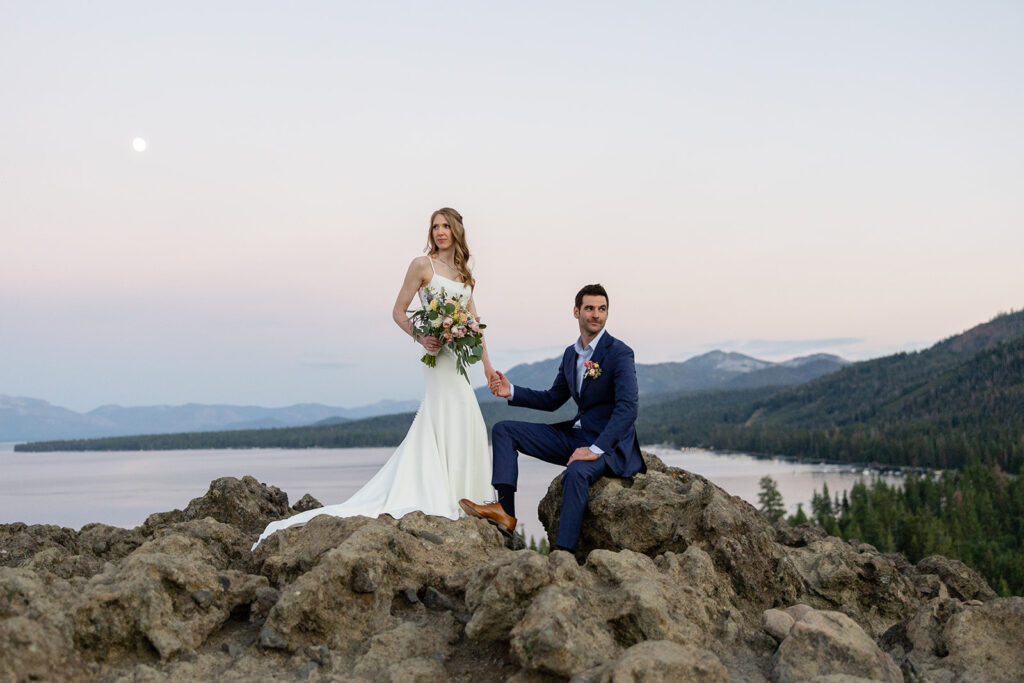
[3,1,1022,412]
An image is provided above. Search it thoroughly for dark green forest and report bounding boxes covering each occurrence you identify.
[639,327,1024,474]
[12,401,578,452]
[789,466,1024,596]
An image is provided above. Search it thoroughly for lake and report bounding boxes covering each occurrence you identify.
[0,443,901,543]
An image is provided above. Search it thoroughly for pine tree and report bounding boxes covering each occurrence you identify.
[787,503,808,526]
[758,476,785,522]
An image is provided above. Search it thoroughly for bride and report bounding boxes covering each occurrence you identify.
[252,208,496,548]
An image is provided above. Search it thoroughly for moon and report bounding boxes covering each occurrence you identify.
[132,137,147,152]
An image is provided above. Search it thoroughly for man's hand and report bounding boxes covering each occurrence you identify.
[419,336,442,352]
[490,370,511,398]
[567,447,599,467]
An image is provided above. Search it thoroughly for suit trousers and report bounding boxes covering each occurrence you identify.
[491,420,610,550]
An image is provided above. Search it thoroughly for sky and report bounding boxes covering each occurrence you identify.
[2,1,1022,412]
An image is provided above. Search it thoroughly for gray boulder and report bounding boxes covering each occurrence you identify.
[352,617,459,680]
[940,597,1024,681]
[577,640,729,682]
[915,554,997,602]
[253,513,374,586]
[464,547,761,679]
[883,596,1024,682]
[0,523,78,567]
[182,475,290,535]
[538,454,804,612]
[291,493,323,513]
[71,531,268,661]
[0,521,145,581]
[258,511,507,653]
[461,549,582,642]
[782,536,920,637]
[0,567,93,681]
[770,606,902,683]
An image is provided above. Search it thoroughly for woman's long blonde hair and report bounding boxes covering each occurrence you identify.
[426,207,475,289]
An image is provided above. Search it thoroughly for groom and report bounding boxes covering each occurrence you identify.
[460,284,645,553]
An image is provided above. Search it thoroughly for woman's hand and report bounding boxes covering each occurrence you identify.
[489,370,512,398]
[419,336,442,352]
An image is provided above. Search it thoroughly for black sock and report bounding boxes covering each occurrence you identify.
[495,485,516,517]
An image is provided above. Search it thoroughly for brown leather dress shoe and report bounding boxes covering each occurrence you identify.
[459,499,517,533]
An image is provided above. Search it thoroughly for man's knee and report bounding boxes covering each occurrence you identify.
[491,422,513,450]
[563,462,590,486]
[492,420,516,439]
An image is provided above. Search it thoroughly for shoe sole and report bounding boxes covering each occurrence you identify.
[459,500,516,535]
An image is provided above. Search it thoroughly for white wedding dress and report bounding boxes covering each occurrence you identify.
[252,264,494,549]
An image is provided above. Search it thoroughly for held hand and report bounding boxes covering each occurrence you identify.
[419,336,442,352]
[490,370,511,398]
[567,447,599,467]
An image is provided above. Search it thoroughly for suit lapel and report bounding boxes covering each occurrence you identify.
[567,346,580,402]
[580,332,613,398]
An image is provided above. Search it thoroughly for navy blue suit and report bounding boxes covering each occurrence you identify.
[492,331,645,550]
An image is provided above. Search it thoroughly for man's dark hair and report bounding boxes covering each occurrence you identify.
[574,284,608,309]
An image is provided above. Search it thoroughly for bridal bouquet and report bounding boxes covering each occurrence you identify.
[409,287,486,382]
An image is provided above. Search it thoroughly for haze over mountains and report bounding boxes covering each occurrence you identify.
[478,351,848,403]
[3,350,846,443]
[0,397,418,443]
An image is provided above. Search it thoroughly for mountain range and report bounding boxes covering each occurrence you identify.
[0,397,419,443]
[637,309,1024,473]
[5,350,847,443]
[475,351,848,402]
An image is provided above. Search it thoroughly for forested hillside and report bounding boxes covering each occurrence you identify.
[642,311,1024,473]
[801,465,1024,596]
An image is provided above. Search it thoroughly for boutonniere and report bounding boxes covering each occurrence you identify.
[584,360,602,379]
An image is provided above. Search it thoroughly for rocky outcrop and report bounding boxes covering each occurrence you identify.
[766,605,902,682]
[539,454,923,635]
[255,511,506,654]
[579,640,729,682]
[880,596,1024,682]
[182,475,290,534]
[1,461,1019,682]
[71,530,268,661]
[915,554,998,602]
[539,455,805,614]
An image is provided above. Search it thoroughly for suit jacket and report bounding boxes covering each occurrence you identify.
[509,331,646,478]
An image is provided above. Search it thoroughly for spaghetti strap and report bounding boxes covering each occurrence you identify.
[427,258,437,275]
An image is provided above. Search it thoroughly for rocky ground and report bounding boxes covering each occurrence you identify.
[2,453,1021,682]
